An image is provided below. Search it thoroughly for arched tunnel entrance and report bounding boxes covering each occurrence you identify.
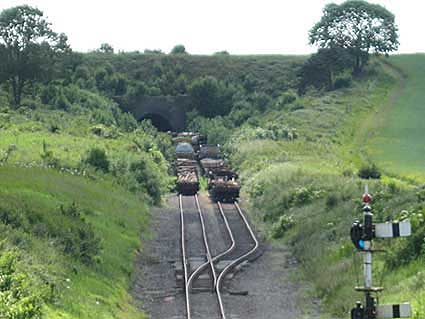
[140,113,175,132]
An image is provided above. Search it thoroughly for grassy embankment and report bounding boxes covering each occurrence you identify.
[0,105,172,318]
[226,57,425,318]
[0,166,148,318]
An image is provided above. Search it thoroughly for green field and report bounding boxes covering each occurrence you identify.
[368,54,425,180]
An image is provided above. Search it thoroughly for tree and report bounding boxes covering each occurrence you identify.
[170,44,187,55]
[309,0,399,74]
[298,48,353,93]
[98,43,114,54]
[188,76,235,117]
[83,148,110,173]
[0,5,69,107]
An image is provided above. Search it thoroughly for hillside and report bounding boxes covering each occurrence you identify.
[367,54,425,181]
[0,88,173,317]
[214,57,425,318]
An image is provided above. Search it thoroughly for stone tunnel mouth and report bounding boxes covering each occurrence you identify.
[140,113,175,132]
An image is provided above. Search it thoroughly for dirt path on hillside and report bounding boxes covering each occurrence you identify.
[131,194,320,319]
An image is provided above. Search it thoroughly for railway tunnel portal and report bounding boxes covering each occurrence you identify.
[118,95,191,132]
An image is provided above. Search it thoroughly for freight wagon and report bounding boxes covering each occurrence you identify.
[175,142,195,160]
[176,165,199,195]
[208,169,240,202]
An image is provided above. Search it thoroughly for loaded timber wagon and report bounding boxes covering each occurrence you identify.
[208,169,240,202]
[200,158,228,176]
[198,145,221,160]
[176,165,199,195]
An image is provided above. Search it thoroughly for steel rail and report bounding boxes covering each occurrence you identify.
[216,201,259,319]
[187,201,236,291]
[179,195,191,319]
[187,195,218,292]
[184,198,237,319]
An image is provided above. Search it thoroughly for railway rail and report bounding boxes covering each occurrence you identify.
[179,194,259,319]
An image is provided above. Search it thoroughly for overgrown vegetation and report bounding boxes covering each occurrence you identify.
[222,56,425,318]
[0,5,174,318]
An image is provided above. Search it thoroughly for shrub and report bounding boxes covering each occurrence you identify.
[188,76,235,117]
[0,251,45,318]
[130,159,162,205]
[385,208,425,269]
[58,203,101,264]
[54,91,71,111]
[358,163,381,179]
[83,148,110,172]
[417,188,425,202]
[40,141,60,168]
[275,90,297,109]
[291,187,321,206]
[334,74,352,89]
[271,214,295,239]
[326,193,339,208]
[342,169,353,177]
[61,223,101,264]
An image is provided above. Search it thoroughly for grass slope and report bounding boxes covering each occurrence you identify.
[0,166,148,318]
[0,104,172,317]
[368,54,425,180]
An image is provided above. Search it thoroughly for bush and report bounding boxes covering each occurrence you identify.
[40,141,60,168]
[358,163,381,179]
[385,208,425,269]
[271,214,295,239]
[188,76,236,117]
[130,158,163,205]
[326,193,339,208]
[83,148,110,172]
[334,75,352,89]
[275,90,297,109]
[58,203,101,264]
[0,251,45,319]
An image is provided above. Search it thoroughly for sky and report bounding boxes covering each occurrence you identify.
[0,0,424,55]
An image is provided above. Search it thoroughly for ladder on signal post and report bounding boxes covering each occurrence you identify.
[350,186,412,319]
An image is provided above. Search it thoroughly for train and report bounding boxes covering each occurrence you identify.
[174,132,241,202]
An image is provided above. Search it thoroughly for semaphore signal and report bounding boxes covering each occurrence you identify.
[350,186,412,319]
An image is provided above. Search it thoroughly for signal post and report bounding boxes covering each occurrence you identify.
[350,187,412,319]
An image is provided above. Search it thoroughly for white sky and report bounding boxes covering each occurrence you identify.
[0,0,424,54]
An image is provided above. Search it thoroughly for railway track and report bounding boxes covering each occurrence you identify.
[179,195,259,319]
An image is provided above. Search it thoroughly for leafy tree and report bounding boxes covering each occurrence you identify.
[98,43,114,54]
[83,148,110,172]
[170,44,187,55]
[188,76,235,117]
[298,48,353,93]
[309,0,399,74]
[0,5,70,107]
